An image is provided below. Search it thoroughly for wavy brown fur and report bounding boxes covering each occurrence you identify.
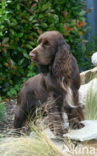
[14,31,84,137]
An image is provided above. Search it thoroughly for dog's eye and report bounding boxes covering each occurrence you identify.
[43,40,50,47]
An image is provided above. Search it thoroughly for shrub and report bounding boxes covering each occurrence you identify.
[0,0,87,97]
[0,98,6,123]
[85,36,97,70]
[76,36,97,71]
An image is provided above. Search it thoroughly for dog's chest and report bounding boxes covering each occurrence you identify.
[45,75,63,94]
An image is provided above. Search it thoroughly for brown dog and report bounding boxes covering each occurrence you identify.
[14,31,84,136]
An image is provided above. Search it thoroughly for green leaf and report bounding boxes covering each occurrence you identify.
[25,44,33,49]
[39,14,44,18]
[79,10,86,16]
[18,58,25,65]
[18,33,24,38]
[23,52,29,59]
[59,23,66,34]
[17,4,20,10]
[40,23,47,28]
[41,3,51,11]
[0,32,3,36]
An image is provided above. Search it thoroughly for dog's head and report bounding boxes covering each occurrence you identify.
[29,31,71,78]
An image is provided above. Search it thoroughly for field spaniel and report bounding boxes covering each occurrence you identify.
[14,31,84,137]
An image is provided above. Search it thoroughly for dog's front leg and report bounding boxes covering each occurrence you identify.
[46,94,67,137]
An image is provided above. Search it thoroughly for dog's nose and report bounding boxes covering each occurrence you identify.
[29,50,38,62]
[29,51,36,57]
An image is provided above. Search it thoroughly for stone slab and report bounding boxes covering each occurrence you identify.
[63,120,97,142]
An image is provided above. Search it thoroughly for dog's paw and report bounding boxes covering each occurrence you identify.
[70,121,84,130]
[54,128,68,138]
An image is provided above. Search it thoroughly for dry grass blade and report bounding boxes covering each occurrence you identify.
[0,123,65,156]
[86,82,97,120]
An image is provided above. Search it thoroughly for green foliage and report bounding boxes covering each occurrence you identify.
[78,36,97,71]
[86,36,97,67]
[0,0,87,97]
[0,97,6,123]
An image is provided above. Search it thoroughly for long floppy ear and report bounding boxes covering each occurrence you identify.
[52,38,72,81]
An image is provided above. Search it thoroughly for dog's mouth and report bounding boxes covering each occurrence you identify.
[30,56,38,63]
[29,52,39,63]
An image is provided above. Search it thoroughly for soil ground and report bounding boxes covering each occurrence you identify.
[0,99,30,137]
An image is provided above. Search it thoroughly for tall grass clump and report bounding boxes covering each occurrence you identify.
[86,81,97,120]
[0,123,65,156]
[0,97,6,123]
